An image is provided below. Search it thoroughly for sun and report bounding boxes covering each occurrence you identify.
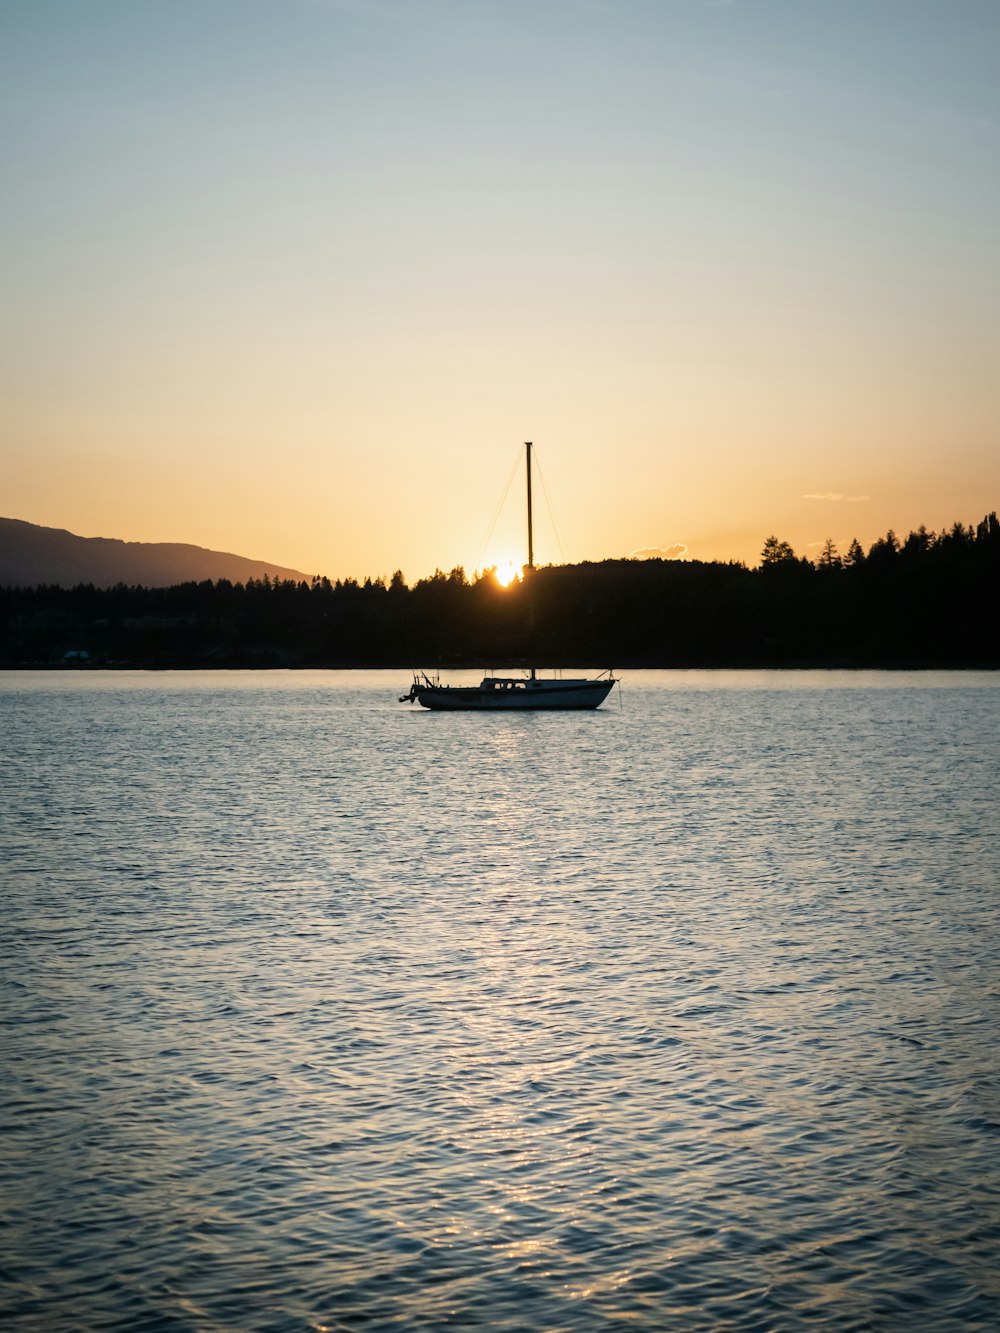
[493,559,521,588]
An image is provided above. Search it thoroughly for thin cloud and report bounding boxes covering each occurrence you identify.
[631,543,688,560]
[803,493,870,502]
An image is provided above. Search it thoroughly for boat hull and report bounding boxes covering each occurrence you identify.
[413,678,614,711]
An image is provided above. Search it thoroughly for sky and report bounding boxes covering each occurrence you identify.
[2,0,998,581]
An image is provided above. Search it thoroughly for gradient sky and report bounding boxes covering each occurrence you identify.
[3,0,998,580]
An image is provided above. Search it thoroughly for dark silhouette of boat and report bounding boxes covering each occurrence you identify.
[400,443,616,711]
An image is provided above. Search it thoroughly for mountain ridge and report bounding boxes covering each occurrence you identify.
[0,517,314,589]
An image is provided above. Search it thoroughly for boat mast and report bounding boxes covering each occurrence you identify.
[525,441,536,680]
[525,441,534,571]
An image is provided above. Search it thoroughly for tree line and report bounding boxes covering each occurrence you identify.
[2,513,997,668]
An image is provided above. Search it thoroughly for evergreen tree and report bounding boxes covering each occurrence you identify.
[844,537,865,568]
[760,535,796,566]
[817,538,841,570]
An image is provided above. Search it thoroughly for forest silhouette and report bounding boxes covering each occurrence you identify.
[3,514,997,669]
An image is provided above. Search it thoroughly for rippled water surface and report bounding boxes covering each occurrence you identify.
[3,669,999,1331]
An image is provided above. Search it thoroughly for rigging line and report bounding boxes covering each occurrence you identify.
[473,446,523,575]
[532,448,568,565]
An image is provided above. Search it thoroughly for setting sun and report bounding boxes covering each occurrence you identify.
[494,559,521,588]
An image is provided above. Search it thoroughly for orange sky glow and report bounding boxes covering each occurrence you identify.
[2,1,998,582]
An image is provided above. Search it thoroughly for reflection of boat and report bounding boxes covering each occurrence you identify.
[400,442,616,711]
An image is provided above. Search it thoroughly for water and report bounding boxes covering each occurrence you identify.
[2,669,999,1331]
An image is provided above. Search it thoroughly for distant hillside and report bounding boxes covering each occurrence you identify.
[0,518,313,589]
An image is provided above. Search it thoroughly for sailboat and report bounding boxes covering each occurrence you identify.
[400,442,616,710]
